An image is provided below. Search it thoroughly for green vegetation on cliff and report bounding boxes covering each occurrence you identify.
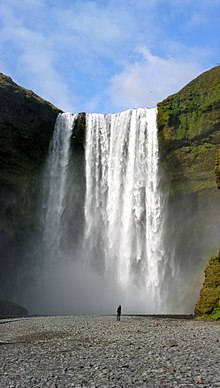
[194,251,220,320]
[157,66,220,142]
[157,66,220,195]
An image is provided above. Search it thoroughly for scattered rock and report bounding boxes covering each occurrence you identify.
[168,339,178,347]
[195,375,204,384]
[0,315,219,387]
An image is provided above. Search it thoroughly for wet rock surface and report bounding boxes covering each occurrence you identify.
[0,315,219,387]
[0,300,28,319]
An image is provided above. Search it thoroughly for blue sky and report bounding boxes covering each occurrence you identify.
[0,0,219,113]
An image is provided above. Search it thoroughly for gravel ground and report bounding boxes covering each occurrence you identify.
[0,315,219,387]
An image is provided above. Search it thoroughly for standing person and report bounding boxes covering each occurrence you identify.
[117,305,121,321]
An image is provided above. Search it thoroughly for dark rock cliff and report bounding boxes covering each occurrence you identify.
[0,299,28,318]
[0,73,61,298]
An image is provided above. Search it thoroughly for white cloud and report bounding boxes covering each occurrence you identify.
[0,0,146,112]
[109,47,205,111]
[50,1,145,63]
[0,2,75,111]
[19,49,74,111]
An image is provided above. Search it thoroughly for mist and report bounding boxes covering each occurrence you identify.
[19,257,159,316]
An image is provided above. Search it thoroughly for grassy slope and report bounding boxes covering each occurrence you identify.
[157,66,220,195]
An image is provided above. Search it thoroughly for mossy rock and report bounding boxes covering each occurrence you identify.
[215,147,220,189]
[157,66,220,142]
[194,250,220,319]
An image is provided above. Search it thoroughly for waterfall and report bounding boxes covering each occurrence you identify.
[21,107,208,315]
[85,108,164,308]
[36,108,166,314]
[42,112,78,262]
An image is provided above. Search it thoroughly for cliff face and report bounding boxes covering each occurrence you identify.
[194,129,220,320]
[0,73,61,297]
[157,66,220,312]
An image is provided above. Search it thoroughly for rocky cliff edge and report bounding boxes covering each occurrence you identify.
[0,73,61,297]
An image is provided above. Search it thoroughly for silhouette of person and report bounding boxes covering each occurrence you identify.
[117,305,121,321]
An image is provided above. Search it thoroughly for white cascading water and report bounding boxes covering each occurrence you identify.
[37,108,166,313]
[42,112,78,262]
[85,108,164,308]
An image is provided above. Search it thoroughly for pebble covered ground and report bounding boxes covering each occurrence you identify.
[0,315,219,387]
